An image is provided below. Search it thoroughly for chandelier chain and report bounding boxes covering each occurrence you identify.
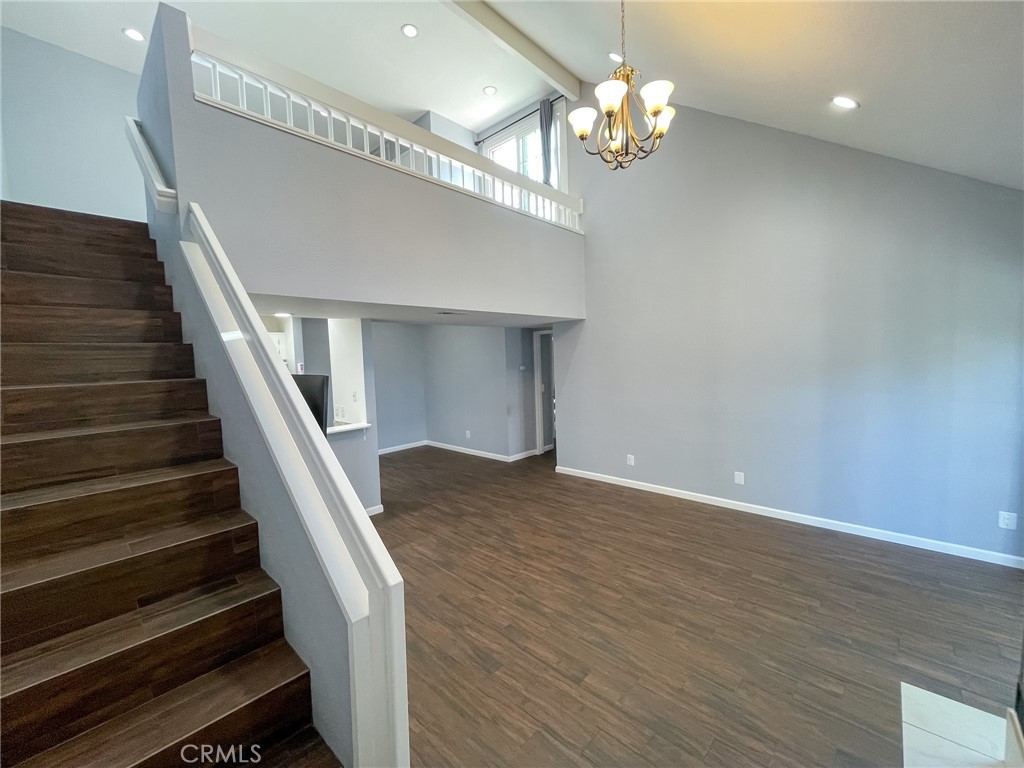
[620,0,626,63]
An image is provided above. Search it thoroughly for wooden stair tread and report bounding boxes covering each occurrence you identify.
[0,458,234,512]
[16,639,308,768]
[1,201,150,237]
[0,203,318,766]
[0,413,217,445]
[0,508,254,592]
[1,271,172,311]
[1,305,182,344]
[1,569,279,696]
[0,343,195,386]
[2,379,208,435]
[260,726,342,768]
[1,243,165,283]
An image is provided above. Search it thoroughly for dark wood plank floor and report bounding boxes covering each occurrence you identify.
[375,447,1023,768]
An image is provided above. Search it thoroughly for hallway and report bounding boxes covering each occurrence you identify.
[375,447,1023,767]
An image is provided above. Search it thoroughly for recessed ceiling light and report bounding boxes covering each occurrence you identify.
[274,312,292,318]
[831,95,859,110]
[483,85,497,96]
[608,52,623,63]
[122,27,145,42]
[401,24,418,38]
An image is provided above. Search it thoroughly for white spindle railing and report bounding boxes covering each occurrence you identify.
[188,38,583,234]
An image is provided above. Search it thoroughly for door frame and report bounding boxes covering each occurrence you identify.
[533,329,554,455]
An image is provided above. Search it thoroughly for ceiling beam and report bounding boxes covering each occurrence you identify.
[442,1,581,101]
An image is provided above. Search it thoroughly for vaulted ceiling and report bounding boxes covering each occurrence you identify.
[3,1,1021,189]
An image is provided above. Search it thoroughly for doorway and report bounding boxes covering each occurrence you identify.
[533,330,555,455]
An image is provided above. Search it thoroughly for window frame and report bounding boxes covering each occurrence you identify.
[479,99,568,193]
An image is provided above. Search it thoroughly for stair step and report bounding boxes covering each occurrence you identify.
[2,379,209,435]
[1,570,283,765]
[0,414,222,493]
[1,242,165,283]
[0,509,260,654]
[1,304,182,343]
[1,223,157,258]
[1,342,194,385]
[260,726,342,768]
[1,201,150,239]
[1,271,172,311]
[1,459,240,567]
[15,638,311,768]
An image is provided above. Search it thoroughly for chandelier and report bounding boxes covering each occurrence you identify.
[567,0,676,170]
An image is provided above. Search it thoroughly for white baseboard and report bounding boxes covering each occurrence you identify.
[374,438,536,462]
[554,466,1024,570]
[508,448,540,461]
[365,504,384,517]
[424,441,535,463]
[542,444,555,452]
[378,440,428,455]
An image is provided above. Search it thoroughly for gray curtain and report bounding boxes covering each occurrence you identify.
[539,98,553,187]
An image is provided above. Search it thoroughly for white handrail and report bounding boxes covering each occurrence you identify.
[188,25,583,234]
[185,203,409,767]
[128,116,408,765]
[125,117,177,213]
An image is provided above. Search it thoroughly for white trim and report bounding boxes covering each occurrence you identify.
[378,440,429,455]
[366,504,384,517]
[182,204,409,766]
[377,439,537,462]
[533,330,553,455]
[554,466,1024,570]
[442,1,580,101]
[192,94,582,236]
[508,449,540,462]
[326,421,371,435]
[189,26,582,215]
[542,443,555,453]
[124,117,177,213]
[480,100,568,195]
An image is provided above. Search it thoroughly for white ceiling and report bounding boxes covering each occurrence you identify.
[0,1,555,131]
[492,1,1024,190]
[2,1,1021,188]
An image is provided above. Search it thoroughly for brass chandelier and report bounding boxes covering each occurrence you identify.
[567,0,676,170]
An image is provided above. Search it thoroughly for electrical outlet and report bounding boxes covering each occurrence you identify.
[734,471,745,485]
[998,511,1018,530]
[626,454,635,466]
[340,406,345,419]
[465,430,471,440]
[352,391,358,402]
[334,405,341,419]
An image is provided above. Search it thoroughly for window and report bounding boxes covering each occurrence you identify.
[480,100,568,193]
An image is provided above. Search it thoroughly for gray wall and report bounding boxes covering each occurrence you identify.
[1,28,145,220]
[413,111,476,152]
[558,105,1024,558]
[300,318,382,509]
[372,322,427,449]
[372,323,536,457]
[423,325,510,456]
[505,328,536,456]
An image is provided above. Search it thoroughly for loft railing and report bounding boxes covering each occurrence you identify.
[126,117,409,767]
[188,29,583,234]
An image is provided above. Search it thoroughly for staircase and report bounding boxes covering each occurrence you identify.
[0,201,340,767]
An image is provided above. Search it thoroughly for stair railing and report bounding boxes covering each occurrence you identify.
[127,118,409,768]
[188,26,584,234]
